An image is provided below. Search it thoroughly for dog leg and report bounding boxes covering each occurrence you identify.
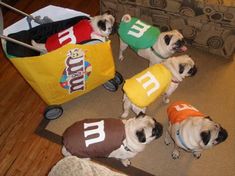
[164,129,171,145]
[61,146,72,157]
[163,82,179,104]
[163,93,170,104]
[91,33,106,42]
[121,94,131,118]
[119,39,128,61]
[121,159,131,167]
[193,151,202,159]
[172,144,180,159]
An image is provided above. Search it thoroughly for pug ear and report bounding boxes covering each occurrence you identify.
[205,116,213,121]
[136,112,145,118]
[103,10,111,15]
[98,20,107,31]
[200,131,211,145]
[136,129,146,143]
[179,64,185,74]
[164,35,172,45]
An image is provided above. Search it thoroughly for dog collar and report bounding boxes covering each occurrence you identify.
[171,79,180,84]
[176,129,191,151]
[124,145,132,152]
[150,47,167,60]
[122,141,133,152]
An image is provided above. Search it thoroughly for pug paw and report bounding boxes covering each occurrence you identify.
[121,112,129,118]
[163,96,170,104]
[121,159,131,167]
[172,150,180,159]
[119,56,124,61]
[193,152,201,159]
[164,137,171,145]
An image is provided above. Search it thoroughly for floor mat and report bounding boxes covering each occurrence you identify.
[36,35,235,176]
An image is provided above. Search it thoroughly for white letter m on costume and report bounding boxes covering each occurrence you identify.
[58,27,76,45]
[175,104,199,112]
[128,20,150,38]
[136,71,160,96]
[84,120,105,147]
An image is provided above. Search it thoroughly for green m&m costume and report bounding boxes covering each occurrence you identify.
[118,17,161,52]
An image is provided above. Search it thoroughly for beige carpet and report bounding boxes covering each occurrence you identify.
[42,35,235,176]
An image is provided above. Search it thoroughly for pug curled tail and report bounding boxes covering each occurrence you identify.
[122,14,132,23]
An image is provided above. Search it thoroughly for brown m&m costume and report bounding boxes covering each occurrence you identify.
[63,118,125,158]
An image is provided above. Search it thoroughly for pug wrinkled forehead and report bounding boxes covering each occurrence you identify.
[96,13,115,36]
[162,30,187,53]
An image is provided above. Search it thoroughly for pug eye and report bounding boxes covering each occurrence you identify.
[179,64,185,74]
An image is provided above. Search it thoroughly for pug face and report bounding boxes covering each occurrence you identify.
[199,117,228,149]
[161,30,187,54]
[126,112,163,145]
[91,13,115,37]
[164,54,197,82]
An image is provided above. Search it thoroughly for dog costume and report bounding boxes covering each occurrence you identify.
[6,16,90,57]
[45,19,93,52]
[167,101,206,150]
[63,118,125,158]
[123,64,171,108]
[167,101,205,124]
[118,17,160,52]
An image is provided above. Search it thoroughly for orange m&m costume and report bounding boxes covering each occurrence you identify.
[167,101,205,124]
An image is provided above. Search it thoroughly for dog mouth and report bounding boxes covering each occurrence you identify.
[173,40,187,52]
[179,45,187,52]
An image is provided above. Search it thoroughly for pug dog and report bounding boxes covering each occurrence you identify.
[164,101,228,159]
[62,113,163,167]
[118,14,187,66]
[121,55,197,118]
[31,13,115,53]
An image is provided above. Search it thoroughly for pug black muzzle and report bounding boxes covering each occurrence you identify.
[188,65,197,76]
[173,39,187,53]
[152,121,163,139]
[215,127,228,144]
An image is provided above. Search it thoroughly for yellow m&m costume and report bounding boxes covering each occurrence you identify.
[123,64,172,108]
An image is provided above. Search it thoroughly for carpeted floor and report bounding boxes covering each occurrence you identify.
[36,34,235,176]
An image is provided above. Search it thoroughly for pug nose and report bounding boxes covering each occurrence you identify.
[217,128,228,143]
[181,39,186,45]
